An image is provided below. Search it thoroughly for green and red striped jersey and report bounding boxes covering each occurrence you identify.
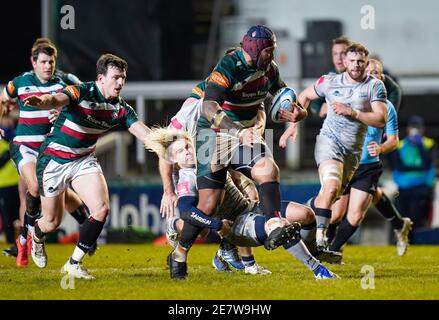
[41,81,138,163]
[4,71,75,150]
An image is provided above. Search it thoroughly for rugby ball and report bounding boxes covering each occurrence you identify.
[268,87,297,123]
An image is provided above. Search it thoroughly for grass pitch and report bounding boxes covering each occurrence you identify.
[0,244,438,300]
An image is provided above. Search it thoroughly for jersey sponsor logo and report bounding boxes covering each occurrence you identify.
[209,71,230,88]
[359,92,368,98]
[7,81,15,95]
[177,182,190,196]
[65,85,80,100]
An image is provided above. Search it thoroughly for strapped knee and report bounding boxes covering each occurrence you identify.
[320,164,342,184]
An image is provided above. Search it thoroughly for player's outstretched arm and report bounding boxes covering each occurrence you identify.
[128,121,151,141]
[159,157,177,218]
[24,92,69,109]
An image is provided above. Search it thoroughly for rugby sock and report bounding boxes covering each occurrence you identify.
[259,182,281,219]
[19,225,29,245]
[310,198,332,230]
[172,244,188,263]
[25,192,40,228]
[219,238,236,251]
[34,222,47,243]
[69,204,89,225]
[71,247,86,264]
[284,238,320,271]
[179,222,204,251]
[375,193,404,230]
[326,222,341,245]
[254,216,268,244]
[180,207,223,230]
[329,218,358,252]
[241,255,256,267]
[300,221,316,244]
[77,216,105,254]
[20,192,41,244]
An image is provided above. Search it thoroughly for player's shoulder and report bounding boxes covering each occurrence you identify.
[365,74,385,87]
[55,69,81,85]
[13,71,35,83]
[315,73,338,87]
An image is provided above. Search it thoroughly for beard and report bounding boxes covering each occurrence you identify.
[347,68,365,81]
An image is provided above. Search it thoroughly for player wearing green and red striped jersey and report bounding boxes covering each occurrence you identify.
[0,39,90,267]
[24,53,151,279]
[168,25,307,280]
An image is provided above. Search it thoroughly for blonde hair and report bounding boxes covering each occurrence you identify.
[143,126,192,160]
[368,58,383,71]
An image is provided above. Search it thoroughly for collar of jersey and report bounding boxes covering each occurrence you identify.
[236,49,256,71]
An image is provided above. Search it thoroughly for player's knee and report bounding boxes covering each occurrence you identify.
[372,188,383,204]
[323,185,339,201]
[302,207,316,225]
[330,209,344,224]
[347,212,363,226]
[27,182,40,199]
[91,203,109,220]
[42,216,62,232]
[251,158,279,183]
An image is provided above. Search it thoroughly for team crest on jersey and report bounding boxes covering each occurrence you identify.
[333,90,341,97]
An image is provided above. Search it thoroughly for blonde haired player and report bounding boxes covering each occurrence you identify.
[145,127,339,279]
[294,42,388,250]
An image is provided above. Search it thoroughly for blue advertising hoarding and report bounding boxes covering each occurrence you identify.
[106,182,320,235]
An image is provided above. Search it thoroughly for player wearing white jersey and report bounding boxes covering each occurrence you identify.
[145,127,339,280]
[296,42,388,250]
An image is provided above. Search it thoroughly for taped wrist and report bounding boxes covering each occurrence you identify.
[209,109,227,128]
[180,207,223,231]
